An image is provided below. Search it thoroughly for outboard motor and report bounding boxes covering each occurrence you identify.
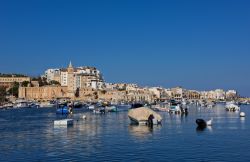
[196,119,207,127]
[148,114,154,128]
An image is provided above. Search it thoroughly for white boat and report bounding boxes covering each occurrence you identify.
[88,105,96,110]
[151,104,169,112]
[93,106,105,114]
[225,103,240,111]
[182,100,187,106]
[226,101,237,105]
[15,102,29,108]
[169,104,181,114]
[207,102,215,109]
[2,103,14,108]
[206,119,213,126]
[105,105,118,112]
[128,107,162,125]
[40,102,56,108]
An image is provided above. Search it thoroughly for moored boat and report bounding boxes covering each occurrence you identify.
[40,101,56,108]
[14,101,29,108]
[128,107,162,125]
[105,105,118,112]
[225,103,240,111]
[56,105,71,114]
[169,100,182,114]
[196,119,207,127]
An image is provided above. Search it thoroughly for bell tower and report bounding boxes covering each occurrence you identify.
[67,61,75,98]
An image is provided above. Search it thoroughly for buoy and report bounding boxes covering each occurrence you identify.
[240,112,246,117]
[196,119,207,127]
[206,119,213,126]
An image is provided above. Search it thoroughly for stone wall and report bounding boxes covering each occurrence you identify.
[19,86,68,100]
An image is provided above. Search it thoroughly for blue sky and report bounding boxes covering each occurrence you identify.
[0,0,249,96]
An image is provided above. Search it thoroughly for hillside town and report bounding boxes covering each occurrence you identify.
[0,62,248,107]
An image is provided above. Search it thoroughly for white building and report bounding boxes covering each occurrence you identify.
[44,69,60,82]
[60,70,68,86]
[214,89,225,100]
[148,87,162,99]
[43,62,105,89]
[226,90,238,99]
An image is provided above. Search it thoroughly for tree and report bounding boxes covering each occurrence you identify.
[32,77,48,86]
[75,88,80,97]
[8,82,19,97]
[49,80,60,85]
[100,90,107,94]
[93,91,98,99]
[21,81,30,87]
[0,86,6,104]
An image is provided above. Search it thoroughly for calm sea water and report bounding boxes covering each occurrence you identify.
[0,104,250,162]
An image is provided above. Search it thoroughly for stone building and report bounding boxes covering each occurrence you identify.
[19,86,68,100]
[0,76,30,89]
[226,90,238,100]
[186,90,201,100]
[43,62,105,89]
[171,87,186,101]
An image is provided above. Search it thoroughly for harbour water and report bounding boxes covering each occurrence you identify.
[1,104,250,161]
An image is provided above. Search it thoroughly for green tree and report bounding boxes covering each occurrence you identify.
[100,90,107,94]
[49,80,61,85]
[8,82,19,97]
[75,88,80,97]
[0,86,6,104]
[21,81,30,87]
[32,77,48,86]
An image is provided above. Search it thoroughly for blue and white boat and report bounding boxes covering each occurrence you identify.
[56,106,70,114]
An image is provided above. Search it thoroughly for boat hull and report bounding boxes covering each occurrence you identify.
[56,107,70,114]
[196,119,207,127]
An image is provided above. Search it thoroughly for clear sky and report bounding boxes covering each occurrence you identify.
[0,0,249,96]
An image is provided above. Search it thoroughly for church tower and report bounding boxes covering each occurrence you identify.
[67,61,75,98]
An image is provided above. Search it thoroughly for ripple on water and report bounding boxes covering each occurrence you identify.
[0,105,250,161]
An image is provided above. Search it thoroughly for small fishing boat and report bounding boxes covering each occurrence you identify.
[105,105,118,112]
[88,104,96,110]
[225,103,240,111]
[169,104,181,114]
[196,119,207,127]
[56,105,72,114]
[196,118,213,127]
[73,101,83,108]
[2,103,13,109]
[93,106,106,114]
[40,101,56,108]
[14,101,29,108]
[206,119,213,126]
[128,107,162,125]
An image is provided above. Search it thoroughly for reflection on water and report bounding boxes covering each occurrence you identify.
[196,126,213,134]
[129,125,153,138]
[240,117,245,123]
[207,126,213,132]
[128,124,162,140]
[0,104,250,161]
